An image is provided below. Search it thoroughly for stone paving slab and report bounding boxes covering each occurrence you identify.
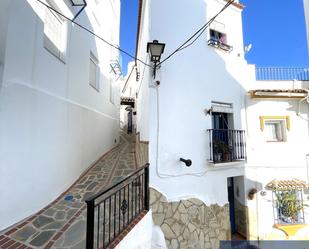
[0,133,138,249]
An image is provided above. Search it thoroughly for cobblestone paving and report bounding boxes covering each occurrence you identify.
[0,133,137,249]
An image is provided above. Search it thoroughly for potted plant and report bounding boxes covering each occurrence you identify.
[276,190,303,224]
[213,140,231,162]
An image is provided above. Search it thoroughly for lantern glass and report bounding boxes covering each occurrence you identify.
[147,40,165,62]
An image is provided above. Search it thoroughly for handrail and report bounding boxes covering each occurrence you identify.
[85,163,149,203]
[207,129,243,131]
[85,163,150,249]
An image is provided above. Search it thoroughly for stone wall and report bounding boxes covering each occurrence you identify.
[150,188,230,249]
[234,199,248,238]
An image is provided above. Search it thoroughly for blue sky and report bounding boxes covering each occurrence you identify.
[120,0,139,75]
[120,0,309,75]
[242,0,309,67]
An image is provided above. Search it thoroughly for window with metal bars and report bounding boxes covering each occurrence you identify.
[273,190,305,225]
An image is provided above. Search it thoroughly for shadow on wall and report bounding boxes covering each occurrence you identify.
[0,0,111,231]
[243,177,264,240]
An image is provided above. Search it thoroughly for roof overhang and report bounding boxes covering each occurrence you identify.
[224,0,245,10]
[249,89,308,99]
[121,96,135,108]
[266,179,309,191]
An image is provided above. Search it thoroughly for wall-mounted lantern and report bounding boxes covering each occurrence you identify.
[147,40,165,78]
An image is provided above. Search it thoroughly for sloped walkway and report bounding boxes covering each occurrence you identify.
[0,133,138,249]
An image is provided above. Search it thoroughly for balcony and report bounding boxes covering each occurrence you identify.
[207,129,246,164]
[207,38,233,52]
[256,67,309,81]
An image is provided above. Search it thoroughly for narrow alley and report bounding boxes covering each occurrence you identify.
[0,133,140,249]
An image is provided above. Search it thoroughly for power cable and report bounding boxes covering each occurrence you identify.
[158,0,235,66]
[178,0,234,51]
[36,0,152,68]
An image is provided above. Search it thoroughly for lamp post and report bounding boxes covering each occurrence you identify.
[146,40,165,78]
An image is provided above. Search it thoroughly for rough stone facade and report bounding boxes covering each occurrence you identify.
[150,188,231,249]
[234,199,248,238]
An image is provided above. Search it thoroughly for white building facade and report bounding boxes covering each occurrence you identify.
[130,0,309,248]
[134,0,250,248]
[0,0,121,230]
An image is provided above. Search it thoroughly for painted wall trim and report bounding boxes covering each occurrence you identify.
[259,116,291,131]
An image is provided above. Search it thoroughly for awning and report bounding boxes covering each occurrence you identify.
[266,179,309,190]
[249,89,308,99]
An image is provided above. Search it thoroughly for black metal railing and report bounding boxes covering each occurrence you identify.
[272,190,305,225]
[207,38,233,52]
[256,67,309,81]
[207,129,246,164]
[85,163,150,249]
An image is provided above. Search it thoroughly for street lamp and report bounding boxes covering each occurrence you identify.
[147,40,165,78]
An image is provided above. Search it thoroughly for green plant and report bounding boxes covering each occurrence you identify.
[276,190,303,223]
[213,140,230,154]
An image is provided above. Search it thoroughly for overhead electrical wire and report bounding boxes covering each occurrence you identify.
[35,0,152,68]
[37,0,235,73]
[158,0,235,66]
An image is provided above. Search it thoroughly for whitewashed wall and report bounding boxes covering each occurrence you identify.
[0,0,121,230]
[244,70,309,239]
[135,0,152,142]
[114,211,153,249]
[135,0,249,206]
[120,62,137,129]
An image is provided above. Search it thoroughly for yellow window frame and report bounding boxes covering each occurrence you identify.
[259,116,290,131]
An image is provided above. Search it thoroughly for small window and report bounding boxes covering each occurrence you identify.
[265,120,286,142]
[43,1,67,61]
[273,190,305,225]
[89,53,100,91]
[210,29,227,44]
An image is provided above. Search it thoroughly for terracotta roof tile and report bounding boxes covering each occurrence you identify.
[266,179,309,190]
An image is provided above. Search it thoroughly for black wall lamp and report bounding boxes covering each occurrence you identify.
[180,158,192,167]
[147,40,165,78]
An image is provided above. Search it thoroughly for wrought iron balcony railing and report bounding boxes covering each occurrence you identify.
[85,163,149,249]
[256,67,309,81]
[207,129,246,164]
[207,38,233,52]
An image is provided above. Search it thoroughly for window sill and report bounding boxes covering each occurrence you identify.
[266,140,286,143]
[44,36,66,64]
[207,39,233,52]
[273,224,307,237]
